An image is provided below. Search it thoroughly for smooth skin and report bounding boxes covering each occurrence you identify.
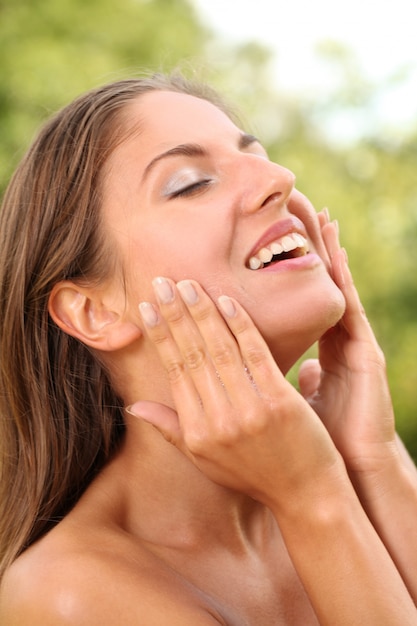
[1,91,417,624]
[128,221,417,624]
[1,221,417,625]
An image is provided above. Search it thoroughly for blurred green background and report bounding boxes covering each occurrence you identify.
[1,0,416,457]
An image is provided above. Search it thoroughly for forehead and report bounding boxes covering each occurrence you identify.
[123,90,241,147]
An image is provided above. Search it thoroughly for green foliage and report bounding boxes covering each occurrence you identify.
[264,57,417,459]
[0,0,210,189]
[1,1,416,456]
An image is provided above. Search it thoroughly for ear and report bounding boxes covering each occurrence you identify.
[48,281,142,351]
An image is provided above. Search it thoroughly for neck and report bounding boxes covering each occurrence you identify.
[101,414,271,553]
[99,339,278,552]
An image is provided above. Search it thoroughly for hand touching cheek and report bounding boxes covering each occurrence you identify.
[129,277,345,512]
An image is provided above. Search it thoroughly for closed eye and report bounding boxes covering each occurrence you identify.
[170,179,212,198]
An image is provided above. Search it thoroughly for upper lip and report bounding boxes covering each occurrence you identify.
[246,216,308,263]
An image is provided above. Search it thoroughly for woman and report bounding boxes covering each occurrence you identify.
[0,73,416,624]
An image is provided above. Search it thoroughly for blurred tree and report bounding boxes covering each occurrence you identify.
[0,2,416,457]
[0,0,211,190]
[263,45,417,459]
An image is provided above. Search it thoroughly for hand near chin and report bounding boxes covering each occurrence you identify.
[298,211,399,477]
[128,276,345,511]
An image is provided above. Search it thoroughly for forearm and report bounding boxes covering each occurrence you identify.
[271,467,417,625]
[349,443,417,604]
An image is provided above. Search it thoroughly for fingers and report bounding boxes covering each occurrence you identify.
[135,278,342,502]
[298,359,321,400]
[126,401,182,445]
[175,281,253,400]
[321,215,376,343]
[317,207,330,230]
[139,279,231,424]
[215,294,285,395]
[175,281,287,398]
[139,278,285,420]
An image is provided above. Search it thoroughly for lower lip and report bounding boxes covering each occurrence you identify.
[253,252,323,273]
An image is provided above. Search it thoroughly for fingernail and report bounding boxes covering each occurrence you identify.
[125,405,139,416]
[125,404,152,425]
[323,207,330,222]
[139,301,159,327]
[177,280,198,305]
[342,247,349,263]
[218,295,236,318]
[153,277,174,304]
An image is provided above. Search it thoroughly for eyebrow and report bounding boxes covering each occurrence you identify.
[142,132,261,181]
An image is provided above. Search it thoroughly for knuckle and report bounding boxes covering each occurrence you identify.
[164,305,186,326]
[211,341,235,368]
[183,345,207,371]
[216,421,241,445]
[165,358,186,383]
[151,332,171,347]
[185,419,240,453]
[233,317,252,337]
[190,302,212,323]
[244,346,269,369]
[184,429,206,454]
[241,397,282,434]
[240,407,267,435]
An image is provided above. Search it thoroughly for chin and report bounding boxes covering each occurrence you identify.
[261,283,346,375]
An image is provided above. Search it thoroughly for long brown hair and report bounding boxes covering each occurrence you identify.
[0,72,234,578]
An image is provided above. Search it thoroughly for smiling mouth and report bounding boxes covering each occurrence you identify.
[248,232,309,270]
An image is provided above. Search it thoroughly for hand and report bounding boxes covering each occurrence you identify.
[129,277,345,512]
[128,275,417,621]
[298,210,398,475]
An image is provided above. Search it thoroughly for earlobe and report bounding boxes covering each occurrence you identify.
[48,281,142,351]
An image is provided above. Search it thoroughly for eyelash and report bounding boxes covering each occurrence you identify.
[171,179,212,198]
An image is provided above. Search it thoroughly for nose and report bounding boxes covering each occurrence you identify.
[238,155,296,215]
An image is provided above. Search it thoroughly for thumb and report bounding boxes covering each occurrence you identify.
[126,401,181,446]
[298,358,321,400]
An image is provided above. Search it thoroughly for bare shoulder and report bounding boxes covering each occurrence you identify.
[0,527,226,626]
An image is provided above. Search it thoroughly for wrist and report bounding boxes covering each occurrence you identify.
[347,439,417,515]
[268,454,354,526]
[351,453,417,522]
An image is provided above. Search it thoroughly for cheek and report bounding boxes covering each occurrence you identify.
[235,269,345,362]
[122,225,225,301]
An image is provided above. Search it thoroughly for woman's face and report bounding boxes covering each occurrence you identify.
[101,90,345,371]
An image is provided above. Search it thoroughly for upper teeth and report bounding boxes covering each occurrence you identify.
[248,232,309,270]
